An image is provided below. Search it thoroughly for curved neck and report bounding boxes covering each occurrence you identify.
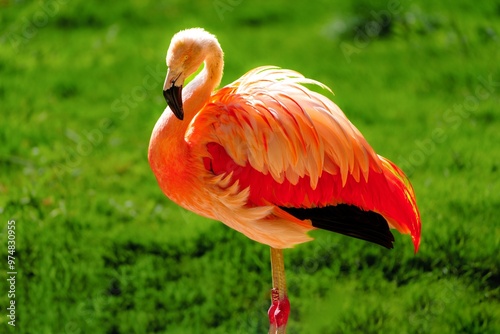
[182,41,224,123]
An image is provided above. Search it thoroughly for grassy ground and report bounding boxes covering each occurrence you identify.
[1,0,499,333]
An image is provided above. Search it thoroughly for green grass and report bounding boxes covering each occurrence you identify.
[1,0,499,333]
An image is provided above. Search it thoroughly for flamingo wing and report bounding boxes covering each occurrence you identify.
[187,66,421,251]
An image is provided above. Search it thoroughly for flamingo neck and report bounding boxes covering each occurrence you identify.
[149,37,223,178]
[182,41,224,123]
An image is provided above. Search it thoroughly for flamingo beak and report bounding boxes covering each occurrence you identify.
[163,70,184,120]
[163,85,184,120]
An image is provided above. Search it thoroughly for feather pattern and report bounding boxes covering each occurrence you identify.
[188,66,381,186]
[185,66,420,250]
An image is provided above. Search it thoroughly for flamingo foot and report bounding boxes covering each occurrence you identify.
[268,288,290,334]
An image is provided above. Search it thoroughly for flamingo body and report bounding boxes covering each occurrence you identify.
[149,62,420,250]
[149,28,421,333]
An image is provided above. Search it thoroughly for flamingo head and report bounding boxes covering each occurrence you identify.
[163,28,215,120]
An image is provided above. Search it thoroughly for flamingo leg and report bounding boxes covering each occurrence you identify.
[268,247,290,334]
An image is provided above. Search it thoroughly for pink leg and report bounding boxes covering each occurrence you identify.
[268,288,290,333]
[268,248,290,334]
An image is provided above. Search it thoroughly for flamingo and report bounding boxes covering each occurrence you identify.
[148,28,421,333]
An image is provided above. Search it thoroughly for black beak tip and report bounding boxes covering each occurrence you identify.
[163,85,184,120]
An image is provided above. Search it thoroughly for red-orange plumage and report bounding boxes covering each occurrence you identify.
[150,29,421,251]
[204,141,420,251]
[183,66,421,251]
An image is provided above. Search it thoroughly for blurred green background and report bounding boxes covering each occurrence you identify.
[1,0,499,333]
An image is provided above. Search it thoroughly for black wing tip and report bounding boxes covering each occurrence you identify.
[280,204,395,249]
